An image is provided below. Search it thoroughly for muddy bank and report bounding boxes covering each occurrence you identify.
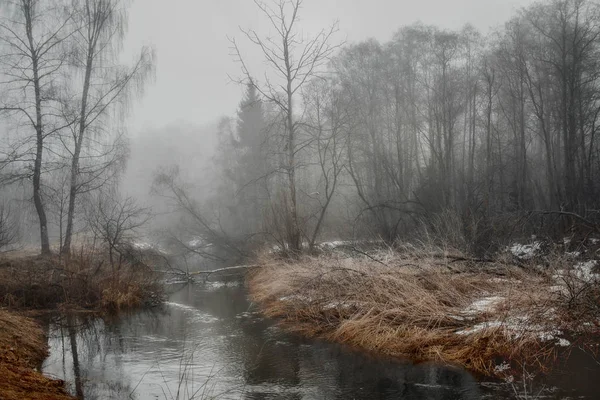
[247,249,600,378]
[0,309,74,400]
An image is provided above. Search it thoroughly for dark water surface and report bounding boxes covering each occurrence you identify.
[42,283,596,399]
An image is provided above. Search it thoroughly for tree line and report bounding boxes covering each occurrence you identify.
[205,0,600,256]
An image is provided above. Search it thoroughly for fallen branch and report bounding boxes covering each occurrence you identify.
[160,265,261,283]
[529,210,600,233]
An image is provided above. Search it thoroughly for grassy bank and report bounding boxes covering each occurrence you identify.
[0,250,164,312]
[0,250,165,398]
[248,246,600,377]
[0,309,75,400]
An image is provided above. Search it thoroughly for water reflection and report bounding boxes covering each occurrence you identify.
[43,283,501,399]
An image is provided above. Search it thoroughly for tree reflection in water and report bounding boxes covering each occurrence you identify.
[42,284,498,400]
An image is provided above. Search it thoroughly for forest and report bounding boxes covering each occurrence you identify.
[202,0,600,258]
[1,0,599,258]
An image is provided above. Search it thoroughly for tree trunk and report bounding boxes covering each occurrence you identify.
[24,2,50,255]
[62,46,94,255]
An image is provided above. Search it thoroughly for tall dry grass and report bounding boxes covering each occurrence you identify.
[248,249,575,376]
[0,247,163,312]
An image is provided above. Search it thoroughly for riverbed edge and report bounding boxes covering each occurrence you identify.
[0,309,76,400]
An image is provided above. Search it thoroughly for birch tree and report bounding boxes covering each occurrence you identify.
[60,0,153,255]
[0,0,74,254]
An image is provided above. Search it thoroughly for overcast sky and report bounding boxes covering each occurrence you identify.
[123,0,536,136]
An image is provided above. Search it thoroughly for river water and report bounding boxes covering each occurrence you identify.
[42,283,597,399]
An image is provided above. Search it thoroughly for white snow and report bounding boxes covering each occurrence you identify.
[279,294,313,303]
[509,242,542,260]
[573,260,599,282]
[463,296,505,315]
[494,361,511,373]
[187,237,203,248]
[322,300,365,311]
[318,240,353,249]
[456,321,503,335]
[132,241,153,250]
[455,315,569,346]
[565,251,581,259]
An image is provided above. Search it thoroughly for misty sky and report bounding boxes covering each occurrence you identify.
[123,0,535,136]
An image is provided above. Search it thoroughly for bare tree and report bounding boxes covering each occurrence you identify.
[60,0,154,255]
[231,0,340,253]
[302,80,346,249]
[152,166,247,263]
[0,204,17,251]
[86,192,150,271]
[0,0,75,254]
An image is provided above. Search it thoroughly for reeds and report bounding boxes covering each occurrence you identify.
[248,249,576,376]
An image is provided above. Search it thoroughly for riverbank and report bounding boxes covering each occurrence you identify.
[0,251,164,312]
[0,250,165,398]
[248,245,600,378]
[0,309,75,400]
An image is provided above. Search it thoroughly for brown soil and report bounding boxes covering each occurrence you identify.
[0,309,74,400]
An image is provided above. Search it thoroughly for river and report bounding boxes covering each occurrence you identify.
[42,282,597,399]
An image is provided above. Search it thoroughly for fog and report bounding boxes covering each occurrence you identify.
[124,0,535,131]
[2,0,599,263]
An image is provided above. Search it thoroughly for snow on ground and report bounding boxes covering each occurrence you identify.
[131,240,168,254]
[462,296,505,316]
[322,300,365,311]
[318,240,353,249]
[132,241,154,250]
[509,241,542,260]
[187,237,203,248]
[280,294,313,303]
[455,315,568,345]
[552,260,599,283]
[573,260,599,281]
[565,251,581,259]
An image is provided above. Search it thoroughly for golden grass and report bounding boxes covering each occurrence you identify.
[248,250,567,377]
[0,309,75,400]
[0,251,163,312]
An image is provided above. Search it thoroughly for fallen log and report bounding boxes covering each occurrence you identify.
[159,264,260,283]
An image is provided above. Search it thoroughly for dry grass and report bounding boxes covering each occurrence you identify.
[0,250,163,312]
[248,249,585,377]
[0,309,74,400]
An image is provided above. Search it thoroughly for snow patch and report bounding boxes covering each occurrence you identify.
[509,242,542,260]
[573,260,599,282]
[322,300,364,311]
[463,296,505,315]
[455,315,569,346]
[279,294,313,303]
[565,251,581,259]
